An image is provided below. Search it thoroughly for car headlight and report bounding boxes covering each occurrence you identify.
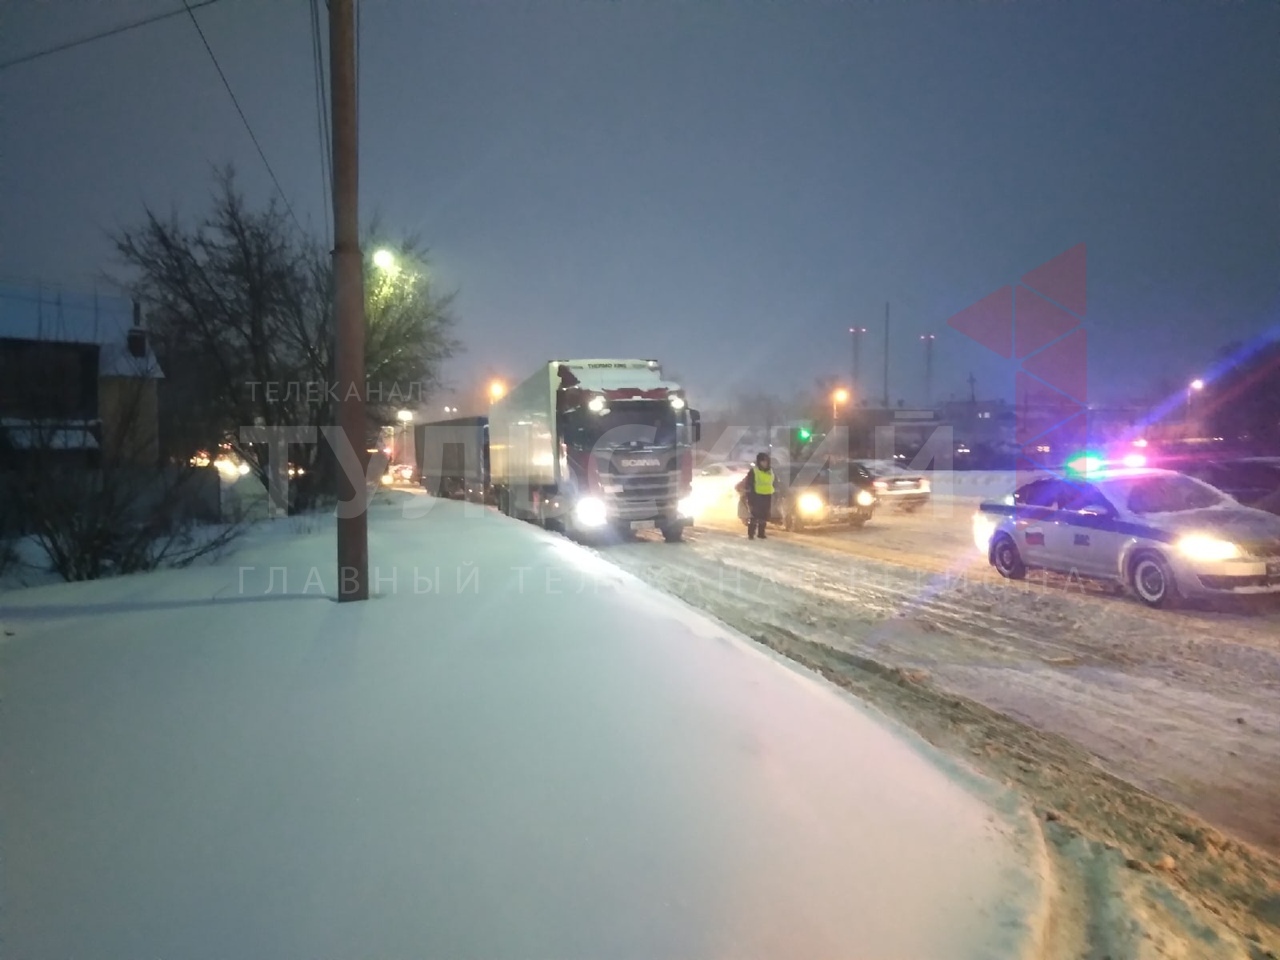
[1176,535,1240,562]
[855,489,875,507]
[575,496,608,527]
[919,479,930,493]
[797,492,825,515]
[972,513,997,553]
[678,496,697,518]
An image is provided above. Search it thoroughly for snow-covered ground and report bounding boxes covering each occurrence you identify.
[668,498,1280,856]
[0,493,1051,960]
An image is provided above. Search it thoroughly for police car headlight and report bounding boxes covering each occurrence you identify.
[1176,535,1240,562]
[973,513,997,553]
[797,492,825,515]
[855,489,875,507]
[575,497,608,527]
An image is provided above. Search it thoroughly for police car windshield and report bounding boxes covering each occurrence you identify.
[565,400,677,451]
[1124,474,1226,514]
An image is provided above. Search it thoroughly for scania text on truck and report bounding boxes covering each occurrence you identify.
[489,359,701,541]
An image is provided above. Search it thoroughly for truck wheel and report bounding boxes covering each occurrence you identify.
[661,523,684,543]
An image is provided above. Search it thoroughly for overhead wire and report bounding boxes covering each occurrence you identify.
[180,0,303,233]
[0,0,224,72]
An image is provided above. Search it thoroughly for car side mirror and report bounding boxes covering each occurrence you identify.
[690,408,702,443]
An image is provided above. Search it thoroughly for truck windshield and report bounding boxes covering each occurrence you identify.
[563,400,678,451]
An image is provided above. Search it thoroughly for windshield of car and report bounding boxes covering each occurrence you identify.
[563,400,678,451]
[1125,474,1226,514]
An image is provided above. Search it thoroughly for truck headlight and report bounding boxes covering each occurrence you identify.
[855,489,875,507]
[575,496,608,527]
[1176,535,1240,562]
[797,492,825,515]
[678,496,697,518]
[919,479,930,493]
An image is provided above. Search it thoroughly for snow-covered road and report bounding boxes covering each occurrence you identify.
[0,496,1049,960]
[622,496,1280,858]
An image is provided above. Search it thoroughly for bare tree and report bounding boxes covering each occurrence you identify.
[112,167,459,512]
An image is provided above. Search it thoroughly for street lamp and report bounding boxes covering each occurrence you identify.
[396,408,413,464]
[1187,378,1205,426]
[372,248,397,272]
[849,326,867,393]
[489,380,506,402]
[832,387,850,422]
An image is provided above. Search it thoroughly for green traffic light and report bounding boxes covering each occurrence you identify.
[798,428,811,441]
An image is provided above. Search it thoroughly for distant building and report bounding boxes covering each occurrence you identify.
[0,281,164,467]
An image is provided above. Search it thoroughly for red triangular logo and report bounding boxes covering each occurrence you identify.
[1015,286,1080,359]
[947,285,1013,358]
[1022,329,1088,403]
[1021,243,1086,317]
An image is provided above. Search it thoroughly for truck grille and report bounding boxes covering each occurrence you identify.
[600,470,680,520]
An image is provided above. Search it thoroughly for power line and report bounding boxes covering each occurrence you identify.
[0,0,224,72]
[181,0,303,232]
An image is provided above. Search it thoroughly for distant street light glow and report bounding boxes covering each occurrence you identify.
[489,380,506,401]
[372,248,396,272]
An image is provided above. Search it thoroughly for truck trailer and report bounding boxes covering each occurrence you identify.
[415,415,491,503]
[489,359,701,541]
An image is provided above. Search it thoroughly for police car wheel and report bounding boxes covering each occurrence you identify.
[1130,553,1180,608]
[992,535,1026,580]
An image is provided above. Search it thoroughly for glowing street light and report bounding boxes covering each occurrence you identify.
[395,409,414,465]
[372,248,397,272]
[1186,378,1205,426]
[832,386,850,422]
[489,380,506,402]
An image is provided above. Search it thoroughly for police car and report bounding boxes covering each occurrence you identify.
[973,465,1280,607]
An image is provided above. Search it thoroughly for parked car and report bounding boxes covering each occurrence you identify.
[973,467,1280,608]
[858,460,931,512]
[741,461,878,532]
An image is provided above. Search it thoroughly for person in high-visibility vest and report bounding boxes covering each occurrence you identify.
[735,451,776,540]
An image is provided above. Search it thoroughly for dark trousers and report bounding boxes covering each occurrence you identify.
[746,492,771,538]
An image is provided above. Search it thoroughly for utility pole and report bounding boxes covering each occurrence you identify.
[882,301,890,408]
[331,0,368,601]
[921,333,936,409]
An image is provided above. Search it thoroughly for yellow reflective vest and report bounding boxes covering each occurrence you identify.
[750,467,775,495]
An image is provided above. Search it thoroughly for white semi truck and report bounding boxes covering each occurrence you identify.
[489,359,701,541]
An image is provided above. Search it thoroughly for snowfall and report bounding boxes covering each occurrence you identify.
[0,488,1059,960]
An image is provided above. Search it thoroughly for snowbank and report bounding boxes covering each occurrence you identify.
[1,493,1047,960]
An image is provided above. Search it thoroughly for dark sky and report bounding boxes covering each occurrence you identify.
[3,0,1277,411]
